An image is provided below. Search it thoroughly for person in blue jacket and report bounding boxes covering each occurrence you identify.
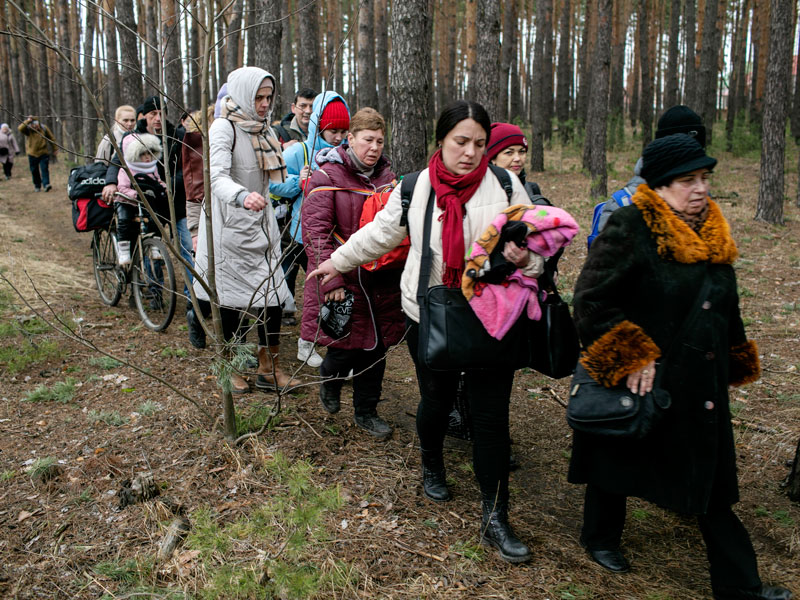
[282,91,351,368]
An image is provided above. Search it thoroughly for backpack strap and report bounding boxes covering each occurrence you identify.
[488,164,513,202]
[400,171,421,227]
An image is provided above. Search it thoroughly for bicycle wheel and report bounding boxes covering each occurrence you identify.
[93,228,123,306]
[131,237,177,331]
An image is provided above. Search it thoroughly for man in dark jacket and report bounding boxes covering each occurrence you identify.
[272,88,316,147]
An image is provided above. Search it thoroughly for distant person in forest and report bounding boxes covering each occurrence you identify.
[95,105,137,165]
[18,116,57,192]
[272,87,316,147]
[0,123,21,180]
[592,105,706,238]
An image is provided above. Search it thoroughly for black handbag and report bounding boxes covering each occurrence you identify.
[416,187,531,371]
[528,266,580,379]
[319,289,354,339]
[566,269,712,439]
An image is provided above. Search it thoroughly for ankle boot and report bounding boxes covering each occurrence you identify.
[255,345,301,391]
[481,495,531,563]
[420,449,450,502]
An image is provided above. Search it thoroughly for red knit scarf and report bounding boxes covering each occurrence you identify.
[428,150,489,287]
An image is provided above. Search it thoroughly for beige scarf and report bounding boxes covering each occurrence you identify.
[221,96,287,182]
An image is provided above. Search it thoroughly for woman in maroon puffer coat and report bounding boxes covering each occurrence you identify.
[301,108,404,440]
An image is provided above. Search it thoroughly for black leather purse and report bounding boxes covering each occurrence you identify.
[566,269,712,439]
[528,266,580,379]
[416,187,530,371]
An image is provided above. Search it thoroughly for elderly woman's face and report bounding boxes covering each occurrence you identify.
[347,129,384,167]
[656,168,712,215]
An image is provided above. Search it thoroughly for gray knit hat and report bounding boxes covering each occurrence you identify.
[641,134,717,189]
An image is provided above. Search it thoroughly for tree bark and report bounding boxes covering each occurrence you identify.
[225,0,244,76]
[726,0,750,148]
[4,6,23,120]
[83,4,97,161]
[756,0,792,224]
[282,0,296,109]
[542,0,554,141]
[254,0,282,108]
[576,0,595,126]
[638,0,653,149]
[791,2,800,140]
[103,0,121,114]
[664,0,680,108]
[298,0,321,92]
[498,0,517,123]
[375,0,390,118]
[188,2,201,110]
[695,0,721,144]
[390,0,429,174]
[683,0,697,107]
[586,0,612,199]
[357,0,377,109]
[556,0,572,142]
[465,0,477,99]
[116,0,142,103]
[630,11,640,127]
[162,0,184,114]
[472,0,501,118]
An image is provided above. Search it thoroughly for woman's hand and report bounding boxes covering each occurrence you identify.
[324,287,346,302]
[502,241,529,267]
[306,259,341,287]
[299,165,311,181]
[243,191,266,211]
[626,360,656,396]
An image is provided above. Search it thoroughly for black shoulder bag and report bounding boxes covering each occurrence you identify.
[566,268,712,439]
[415,183,531,371]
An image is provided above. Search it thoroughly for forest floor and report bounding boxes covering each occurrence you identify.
[0,137,799,600]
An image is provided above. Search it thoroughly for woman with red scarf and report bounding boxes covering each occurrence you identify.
[308,101,545,563]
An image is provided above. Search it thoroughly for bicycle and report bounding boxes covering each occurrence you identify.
[92,192,177,332]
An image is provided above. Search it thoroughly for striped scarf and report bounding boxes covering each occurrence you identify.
[221,96,287,182]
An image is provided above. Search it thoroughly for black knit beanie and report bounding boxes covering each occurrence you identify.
[656,105,706,148]
[641,134,717,189]
[140,95,162,115]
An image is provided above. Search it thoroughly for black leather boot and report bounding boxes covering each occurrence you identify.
[481,495,531,563]
[420,449,450,502]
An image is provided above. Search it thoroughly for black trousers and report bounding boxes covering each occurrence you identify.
[406,319,514,502]
[281,239,307,306]
[582,484,762,590]
[116,202,158,244]
[320,343,386,414]
[2,160,12,178]
[197,300,282,347]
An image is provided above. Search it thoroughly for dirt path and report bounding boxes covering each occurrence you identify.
[0,154,798,599]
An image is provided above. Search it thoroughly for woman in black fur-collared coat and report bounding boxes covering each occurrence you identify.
[569,134,791,600]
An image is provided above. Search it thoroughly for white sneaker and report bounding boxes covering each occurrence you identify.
[297,338,323,368]
[117,240,131,266]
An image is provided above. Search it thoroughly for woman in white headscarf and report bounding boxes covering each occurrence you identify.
[193,67,306,394]
[0,123,20,180]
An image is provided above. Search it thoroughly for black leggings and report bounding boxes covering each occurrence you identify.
[320,343,386,414]
[406,319,514,501]
[197,300,282,347]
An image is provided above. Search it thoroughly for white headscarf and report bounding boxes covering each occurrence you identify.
[226,66,276,123]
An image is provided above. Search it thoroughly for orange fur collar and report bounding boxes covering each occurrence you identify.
[632,185,738,265]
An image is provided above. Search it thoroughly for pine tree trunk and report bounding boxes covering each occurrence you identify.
[683,0,697,106]
[465,0,477,99]
[542,0,554,141]
[727,0,750,148]
[162,0,184,113]
[375,0,390,119]
[225,0,244,77]
[357,0,377,109]
[0,7,11,115]
[439,0,457,112]
[530,0,546,171]
[282,0,296,108]
[630,14,640,127]
[188,4,201,110]
[639,0,653,149]
[608,0,626,146]
[116,0,142,103]
[756,0,792,224]
[696,0,721,143]
[16,4,36,118]
[586,0,612,199]
[499,0,517,123]
[254,0,282,107]
[473,0,501,118]
[83,5,97,161]
[577,0,595,126]
[298,1,321,92]
[103,0,121,114]
[664,0,680,107]
[390,0,429,174]
[556,0,572,142]
[5,6,23,120]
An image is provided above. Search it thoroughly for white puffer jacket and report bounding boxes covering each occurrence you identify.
[330,167,542,323]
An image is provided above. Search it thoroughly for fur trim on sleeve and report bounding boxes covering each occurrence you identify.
[580,320,662,387]
[728,340,760,387]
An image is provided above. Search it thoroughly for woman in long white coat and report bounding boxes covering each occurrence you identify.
[193,66,304,393]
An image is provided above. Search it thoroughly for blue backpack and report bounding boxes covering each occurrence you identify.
[587,188,633,250]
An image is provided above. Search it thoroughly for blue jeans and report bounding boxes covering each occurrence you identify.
[28,154,50,189]
[176,217,193,300]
